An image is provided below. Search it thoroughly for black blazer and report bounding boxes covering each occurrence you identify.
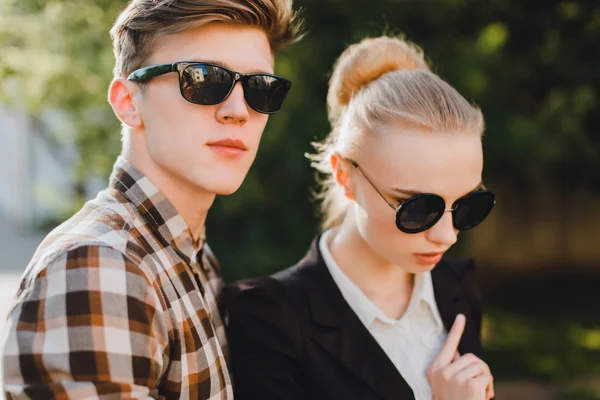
[223,235,484,400]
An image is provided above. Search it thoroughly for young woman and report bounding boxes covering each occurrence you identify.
[225,36,496,400]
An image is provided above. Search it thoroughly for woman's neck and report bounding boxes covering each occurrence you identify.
[328,212,414,301]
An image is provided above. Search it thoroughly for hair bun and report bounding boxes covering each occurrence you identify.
[327,36,430,123]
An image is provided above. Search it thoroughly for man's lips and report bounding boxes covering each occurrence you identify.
[206,138,248,157]
[206,138,248,150]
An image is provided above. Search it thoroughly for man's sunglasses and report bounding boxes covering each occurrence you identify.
[344,157,496,234]
[127,62,292,114]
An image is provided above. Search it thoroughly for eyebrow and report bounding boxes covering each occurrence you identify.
[390,181,484,197]
[188,59,272,75]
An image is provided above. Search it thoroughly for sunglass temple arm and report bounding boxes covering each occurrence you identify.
[345,158,399,211]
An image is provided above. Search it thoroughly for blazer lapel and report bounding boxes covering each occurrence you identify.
[431,260,483,358]
[300,238,415,400]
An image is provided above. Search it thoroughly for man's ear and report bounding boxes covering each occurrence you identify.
[330,153,356,201]
[108,78,144,130]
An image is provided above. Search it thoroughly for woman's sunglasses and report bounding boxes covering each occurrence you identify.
[127,62,292,114]
[344,157,496,234]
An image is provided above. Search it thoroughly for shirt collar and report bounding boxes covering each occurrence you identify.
[108,156,202,263]
[421,268,445,330]
[319,229,442,329]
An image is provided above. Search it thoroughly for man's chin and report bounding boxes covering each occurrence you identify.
[207,180,244,196]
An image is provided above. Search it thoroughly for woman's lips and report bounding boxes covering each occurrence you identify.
[413,252,445,265]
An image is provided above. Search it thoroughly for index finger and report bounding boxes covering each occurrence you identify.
[435,314,466,366]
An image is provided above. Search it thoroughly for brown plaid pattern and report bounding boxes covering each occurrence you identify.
[2,157,232,399]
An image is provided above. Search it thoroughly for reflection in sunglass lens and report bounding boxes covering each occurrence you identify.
[244,75,288,113]
[181,65,233,105]
[452,191,495,230]
[396,195,445,233]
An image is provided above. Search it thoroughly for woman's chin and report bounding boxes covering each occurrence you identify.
[401,261,438,274]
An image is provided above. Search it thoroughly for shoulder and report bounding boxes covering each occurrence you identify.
[7,244,168,343]
[224,236,332,317]
[223,274,291,312]
[4,244,169,384]
[24,188,169,284]
[223,258,316,309]
[17,243,156,309]
[33,243,148,280]
[223,273,302,338]
[223,269,308,354]
[223,262,315,326]
[32,190,140,262]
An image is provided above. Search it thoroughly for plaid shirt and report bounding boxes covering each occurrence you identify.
[2,157,233,400]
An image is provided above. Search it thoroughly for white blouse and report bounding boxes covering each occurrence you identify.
[319,230,448,400]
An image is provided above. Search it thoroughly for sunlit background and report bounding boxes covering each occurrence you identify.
[1,0,599,398]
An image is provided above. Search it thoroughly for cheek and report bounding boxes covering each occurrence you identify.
[144,96,217,143]
[353,197,425,262]
[353,182,395,229]
[247,113,269,143]
[353,193,399,253]
[143,82,210,125]
[144,115,205,157]
[363,219,426,264]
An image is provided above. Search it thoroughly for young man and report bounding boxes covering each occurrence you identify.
[2,1,303,398]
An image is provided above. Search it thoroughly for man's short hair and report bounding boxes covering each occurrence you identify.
[110,0,304,78]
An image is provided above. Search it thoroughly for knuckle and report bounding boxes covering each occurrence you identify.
[426,368,434,380]
[455,374,469,386]
[440,369,453,383]
[427,364,438,377]
[467,380,481,393]
[483,362,492,374]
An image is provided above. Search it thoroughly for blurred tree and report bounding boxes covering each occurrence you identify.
[0,0,124,183]
[0,0,599,279]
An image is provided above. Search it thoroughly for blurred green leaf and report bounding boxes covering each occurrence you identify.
[476,23,509,55]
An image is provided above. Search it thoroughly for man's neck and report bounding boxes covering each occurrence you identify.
[122,143,215,244]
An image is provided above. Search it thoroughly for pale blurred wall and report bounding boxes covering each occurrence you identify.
[466,183,600,274]
[0,108,32,229]
[0,107,77,230]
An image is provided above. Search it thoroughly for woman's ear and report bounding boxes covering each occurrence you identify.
[108,78,144,130]
[330,153,356,201]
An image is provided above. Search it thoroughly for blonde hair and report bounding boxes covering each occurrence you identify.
[309,36,485,229]
[110,0,305,78]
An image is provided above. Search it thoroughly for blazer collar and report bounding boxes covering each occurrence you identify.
[298,235,482,400]
[300,236,414,400]
[431,260,483,358]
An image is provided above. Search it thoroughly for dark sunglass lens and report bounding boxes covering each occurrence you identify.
[181,65,233,105]
[244,75,289,113]
[453,191,495,230]
[396,195,445,233]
